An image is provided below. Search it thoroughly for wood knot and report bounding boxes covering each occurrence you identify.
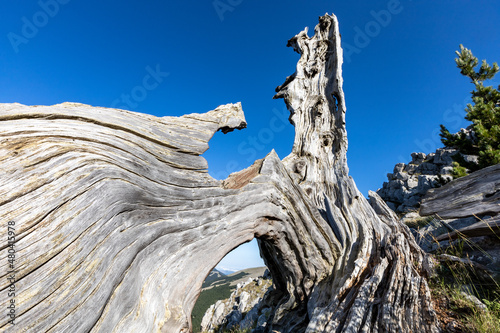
[322,133,333,147]
[294,160,307,174]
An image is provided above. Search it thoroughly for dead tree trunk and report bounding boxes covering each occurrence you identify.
[0,14,439,333]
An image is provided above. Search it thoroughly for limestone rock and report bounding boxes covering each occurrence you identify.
[460,292,487,312]
[377,128,481,214]
[411,152,426,164]
[433,148,459,165]
[201,301,227,333]
[376,147,479,213]
[417,175,439,195]
[240,305,260,330]
[200,276,273,332]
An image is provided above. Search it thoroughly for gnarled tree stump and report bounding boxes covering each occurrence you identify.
[1,14,439,333]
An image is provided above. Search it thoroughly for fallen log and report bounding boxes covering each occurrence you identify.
[435,216,500,241]
[420,164,500,219]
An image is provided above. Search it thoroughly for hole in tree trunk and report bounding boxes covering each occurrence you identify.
[191,240,271,333]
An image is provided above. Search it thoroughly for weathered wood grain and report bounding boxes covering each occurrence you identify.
[1,14,439,333]
[268,15,438,333]
[420,163,500,219]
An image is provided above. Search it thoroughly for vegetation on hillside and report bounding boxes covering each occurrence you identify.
[192,283,234,332]
[440,45,500,176]
[203,269,225,286]
[193,270,254,332]
[430,251,500,331]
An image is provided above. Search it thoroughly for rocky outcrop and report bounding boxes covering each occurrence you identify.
[201,273,273,332]
[0,14,439,333]
[377,148,479,213]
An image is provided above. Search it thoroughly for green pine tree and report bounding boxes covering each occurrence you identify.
[440,45,500,175]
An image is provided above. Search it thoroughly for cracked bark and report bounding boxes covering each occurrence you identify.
[0,14,439,333]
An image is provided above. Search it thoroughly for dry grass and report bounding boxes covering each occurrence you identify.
[429,217,500,332]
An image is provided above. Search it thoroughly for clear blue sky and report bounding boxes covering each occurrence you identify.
[1,0,499,271]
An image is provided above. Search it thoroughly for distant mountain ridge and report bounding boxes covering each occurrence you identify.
[202,267,267,290]
[203,269,225,286]
[216,267,237,275]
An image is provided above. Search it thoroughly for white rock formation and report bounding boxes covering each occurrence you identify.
[200,276,273,332]
[377,148,478,213]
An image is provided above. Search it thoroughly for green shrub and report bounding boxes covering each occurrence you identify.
[451,161,469,179]
[440,45,500,171]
